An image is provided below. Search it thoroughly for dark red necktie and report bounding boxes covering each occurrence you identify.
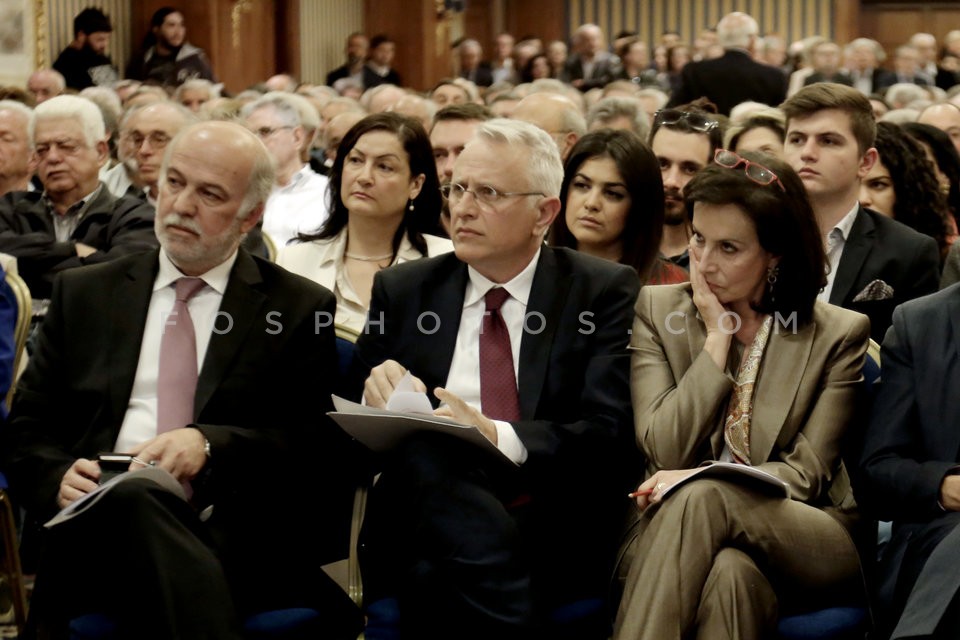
[480,287,521,421]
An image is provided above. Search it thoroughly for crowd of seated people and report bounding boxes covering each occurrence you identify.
[1,5,960,639]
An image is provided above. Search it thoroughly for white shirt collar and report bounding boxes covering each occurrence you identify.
[464,248,541,308]
[155,248,238,295]
[277,164,313,193]
[831,203,860,243]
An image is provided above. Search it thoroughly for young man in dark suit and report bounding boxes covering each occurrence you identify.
[782,82,939,341]
[2,121,360,638]
[354,119,639,639]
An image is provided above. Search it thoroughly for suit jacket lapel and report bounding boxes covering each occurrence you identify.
[518,249,569,419]
[417,256,467,393]
[749,320,815,463]
[830,206,874,305]
[107,251,158,427]
[194,250,266,417]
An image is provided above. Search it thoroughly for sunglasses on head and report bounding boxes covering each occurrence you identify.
[653,109,718,133]
[713,149,786,192]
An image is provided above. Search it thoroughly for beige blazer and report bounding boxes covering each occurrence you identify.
[631,283,870,521]
[277,231,453,333]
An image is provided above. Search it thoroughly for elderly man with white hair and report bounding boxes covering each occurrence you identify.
[356,117,638,639]
[844,37,895,95]
[242,93,329,246]
[0,95,155,298]
[668,11,787,115]
[0,101,34,197]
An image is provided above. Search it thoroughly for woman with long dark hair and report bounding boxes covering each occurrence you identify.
[551,129,686,284]
[277,112,450,332]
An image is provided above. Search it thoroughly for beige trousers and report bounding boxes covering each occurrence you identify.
[614,479,860,640]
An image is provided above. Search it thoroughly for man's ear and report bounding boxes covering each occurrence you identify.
[95,138,109,169]
[858,147,878,179]
[239,203,264,233]
[533,196,561,238]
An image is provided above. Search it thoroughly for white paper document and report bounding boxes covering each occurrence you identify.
[329,393,516,465]
[659,461,789,500]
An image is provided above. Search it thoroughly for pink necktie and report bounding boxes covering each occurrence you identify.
[157,277,206,434]
[480,287,521,421]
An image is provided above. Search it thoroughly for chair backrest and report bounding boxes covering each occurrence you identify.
[335,324,360,376]
[5,270,30,411]
[262,232,278,263]
[864,338,881,390]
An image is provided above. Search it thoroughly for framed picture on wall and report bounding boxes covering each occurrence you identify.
[0,0,39,86]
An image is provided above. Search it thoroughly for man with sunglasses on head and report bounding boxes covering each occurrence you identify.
[648,101,723,270]
[668,11,786,116]
[781,82,939,341]
[352,118,639,639]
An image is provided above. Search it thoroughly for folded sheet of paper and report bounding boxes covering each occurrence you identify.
[45,466,186,528]
[329,377,515,465]
[659,461,789,500]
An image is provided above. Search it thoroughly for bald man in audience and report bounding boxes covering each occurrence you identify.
[0,101,34,197]
[2,120,360,639]
[392,93,436,131]
[0,95,155,299]
[243,94,329,246]
[510,92,586,160]
[26,69,66,105]
[918,103,960,155]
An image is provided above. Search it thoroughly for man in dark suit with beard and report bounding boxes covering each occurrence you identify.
[2,121,360,639]
[353,119,638,639]
[669,11,787,116]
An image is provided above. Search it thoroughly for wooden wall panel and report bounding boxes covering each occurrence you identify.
[365,0,448,92]
[861,4,960,57]
[563,0,835,46]
[505,0,564,45]
[130,0,276,95]
[299,0,363,86]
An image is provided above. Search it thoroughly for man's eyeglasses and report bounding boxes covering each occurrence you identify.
[251,126,293,139]
[123,131,172,149]
[713,149,786,192]
[440,183,544,207]
[653,109,718,133]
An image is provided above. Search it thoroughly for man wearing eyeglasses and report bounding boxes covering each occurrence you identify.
[105,101,197,205]
[353,118,639,638]
[242,94,330,247]
[781,82,939,341]
[649,105,722,269]
[0,95,155,300]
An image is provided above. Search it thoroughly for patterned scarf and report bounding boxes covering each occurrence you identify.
[724,315,774,465]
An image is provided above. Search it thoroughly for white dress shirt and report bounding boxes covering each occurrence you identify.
[262,165,330,248]
[101,162,134,199]
[114,250,238,452]
[443,249,542,465]
[818,204,860,303]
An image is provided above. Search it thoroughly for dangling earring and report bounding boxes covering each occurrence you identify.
[766,265,779,303]
[407,199,415,212]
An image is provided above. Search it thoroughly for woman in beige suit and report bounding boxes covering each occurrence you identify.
[277,112,452,333]
[614,151,870,640]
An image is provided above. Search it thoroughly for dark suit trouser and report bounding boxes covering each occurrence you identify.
[29,477,361,640]
[360,433,623,640]
[360,435,535,640]
[878,512,960,640]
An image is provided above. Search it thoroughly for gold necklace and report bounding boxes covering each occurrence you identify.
[345,251,393,262]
